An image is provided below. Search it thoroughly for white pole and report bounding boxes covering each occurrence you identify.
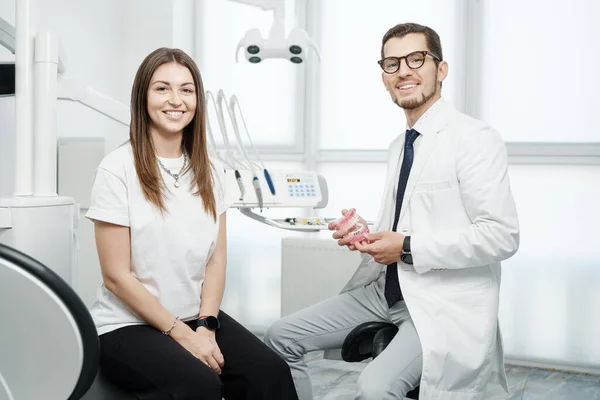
[14,0,35,196]
[172,0,195,56]
[33,32,59,196]
[453,0,469,114]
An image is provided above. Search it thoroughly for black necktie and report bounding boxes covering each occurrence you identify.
[384,129,420,308]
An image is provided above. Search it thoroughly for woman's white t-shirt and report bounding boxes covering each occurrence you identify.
[85,143,231,335]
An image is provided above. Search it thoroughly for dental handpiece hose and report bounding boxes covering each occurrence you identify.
[253,177,263,211]
[235,170,245,200]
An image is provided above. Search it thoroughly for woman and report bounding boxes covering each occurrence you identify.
[86,47,298,400]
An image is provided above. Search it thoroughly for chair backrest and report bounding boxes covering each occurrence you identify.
[0,243,99,400]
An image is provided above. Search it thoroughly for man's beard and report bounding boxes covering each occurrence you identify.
[395,73,439,110]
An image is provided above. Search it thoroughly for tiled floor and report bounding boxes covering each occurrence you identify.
[305,352,600,400]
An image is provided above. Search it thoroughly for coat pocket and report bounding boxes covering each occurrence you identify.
[414,180,451,193]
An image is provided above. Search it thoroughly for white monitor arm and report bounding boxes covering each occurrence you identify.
[57,78,129,127]
[0,17,16,54]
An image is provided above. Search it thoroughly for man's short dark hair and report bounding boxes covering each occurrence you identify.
[381,22,443,63]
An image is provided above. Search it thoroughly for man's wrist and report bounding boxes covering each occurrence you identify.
[400,236,413,265]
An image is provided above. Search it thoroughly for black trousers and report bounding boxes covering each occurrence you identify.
[99,310,299,400]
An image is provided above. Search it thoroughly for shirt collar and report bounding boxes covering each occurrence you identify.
[406,97,444,135]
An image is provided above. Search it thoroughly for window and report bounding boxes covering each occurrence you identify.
[471,0,600,143]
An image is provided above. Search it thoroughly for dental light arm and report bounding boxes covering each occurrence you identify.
[57,78,129,126]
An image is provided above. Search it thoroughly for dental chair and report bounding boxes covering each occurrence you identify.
[0,243,134,400]
[341,321,420,399]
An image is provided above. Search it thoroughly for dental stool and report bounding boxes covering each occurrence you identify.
[0,243,137,400]
[341,321,420,399]
[0,243,100,400]
[0,243,221,400]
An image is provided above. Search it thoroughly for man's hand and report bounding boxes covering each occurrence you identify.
[354,231,405,265]
[328,209,369,251]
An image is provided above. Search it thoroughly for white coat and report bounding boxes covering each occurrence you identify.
[340,99,520,399]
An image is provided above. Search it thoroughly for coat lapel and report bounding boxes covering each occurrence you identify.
[376,134,404,232]
[397,102,451,223]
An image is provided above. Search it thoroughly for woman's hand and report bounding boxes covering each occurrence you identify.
[172,323,224,374]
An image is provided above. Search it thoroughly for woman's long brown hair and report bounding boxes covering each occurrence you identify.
[129,48,216,221]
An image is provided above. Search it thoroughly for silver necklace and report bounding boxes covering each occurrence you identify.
[157,151,188,188]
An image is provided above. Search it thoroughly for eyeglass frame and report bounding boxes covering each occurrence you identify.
[377,51,442,74]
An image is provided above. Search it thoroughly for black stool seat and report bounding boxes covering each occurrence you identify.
[342,321,398,362]
[341,321,420,399]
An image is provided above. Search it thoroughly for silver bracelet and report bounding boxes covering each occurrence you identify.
[162,316,180,336]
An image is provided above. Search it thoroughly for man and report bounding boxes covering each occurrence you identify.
[265,22,519,400]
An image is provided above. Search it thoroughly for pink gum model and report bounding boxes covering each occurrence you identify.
[333,208,370,245]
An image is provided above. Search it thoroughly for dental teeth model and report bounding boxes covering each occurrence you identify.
[332,208,370,245]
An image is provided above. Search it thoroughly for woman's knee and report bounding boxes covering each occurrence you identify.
[238,349,297,396]
[170,366,222,400]
[259,346,293,378]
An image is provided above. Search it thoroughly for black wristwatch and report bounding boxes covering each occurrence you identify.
[400,236,413,265]
[196,315,220,331]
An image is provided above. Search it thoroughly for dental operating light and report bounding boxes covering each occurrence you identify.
[230,0,321,64]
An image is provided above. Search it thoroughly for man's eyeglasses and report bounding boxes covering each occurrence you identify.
[378,51,441,74]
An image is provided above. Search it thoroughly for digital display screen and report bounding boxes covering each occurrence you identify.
[0,63,15,96]
[287,178,301,183]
